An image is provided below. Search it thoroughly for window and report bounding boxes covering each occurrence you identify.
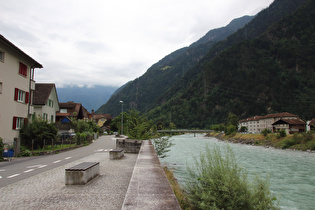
[0,51,4,62]
[48,99,54,107]
[12,117,25,129]
[19,62,27,77]
[14,88,29,103]
[18,89,25,102]
[0,82,2,94]
[51,115,54,122]
[43,113,48,121]
[60,109,67,113]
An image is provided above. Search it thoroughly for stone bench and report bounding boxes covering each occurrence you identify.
[65,162,100,185]
[109,149,124,159]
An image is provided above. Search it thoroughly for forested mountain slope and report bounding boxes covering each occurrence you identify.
[147,0,315,128]
[96,16,254,115]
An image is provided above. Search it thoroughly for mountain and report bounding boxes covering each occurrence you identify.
[147,0,314,128]
[97,0,314,129]
[57,85,118,113]
[96,15,254,115]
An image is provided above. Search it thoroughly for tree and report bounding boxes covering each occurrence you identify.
[185,145,278,209]
[20,116,58,149]
[227,112,239,127]
[151,136,174,158]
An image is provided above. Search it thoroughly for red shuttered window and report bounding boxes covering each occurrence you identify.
[14,88,29,103]
[12,117,25,130]
[19,62,27,77]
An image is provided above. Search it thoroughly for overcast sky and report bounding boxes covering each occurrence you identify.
[1,0,273,88]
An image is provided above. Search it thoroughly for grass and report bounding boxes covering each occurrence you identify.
[163,167,191,209]
[211,132,315,151]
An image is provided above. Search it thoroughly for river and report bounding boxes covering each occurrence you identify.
[159,134,315,210]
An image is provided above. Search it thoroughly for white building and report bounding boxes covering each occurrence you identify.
[33,83,60,123]
[0,34,43,145]
[239,112,300,134]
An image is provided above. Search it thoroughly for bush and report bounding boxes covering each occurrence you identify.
[225,125,237,136]
[151,136,174,158]
[279,129,287,138]
[280,138,295,149]
[185,145,278,210]
[262,128,272,136]
[19,116,58,149]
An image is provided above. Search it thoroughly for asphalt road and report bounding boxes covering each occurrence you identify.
[0,135,117,188]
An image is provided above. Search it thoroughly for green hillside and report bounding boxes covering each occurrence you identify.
[147,0,315,128]
[96,15,254,115]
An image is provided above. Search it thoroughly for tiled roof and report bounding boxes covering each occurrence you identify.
[239,112,299,123]
[261,112,298,119]
[92,114,112,120]
[272,118,306,125]
[308,119,315,126]
[239,116,262,123]
[33,83,55,105]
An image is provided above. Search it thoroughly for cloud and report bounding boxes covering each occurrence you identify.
[0,0,274,88]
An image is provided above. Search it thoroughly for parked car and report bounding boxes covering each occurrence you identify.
[60,132,76,140]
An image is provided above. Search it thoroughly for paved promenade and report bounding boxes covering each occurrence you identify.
[0,138,180,209]
[0,146,138,209]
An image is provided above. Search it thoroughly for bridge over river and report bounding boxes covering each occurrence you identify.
[157,129,213,136]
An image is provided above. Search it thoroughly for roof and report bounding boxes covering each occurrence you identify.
[309,119,315,126]
[57,101,90,118]
[0,34,43,68]
[33,83,56,105]
[261,112,298,119]
[239,116,262,123]
[272,118,306,125]
[92,114,112,120]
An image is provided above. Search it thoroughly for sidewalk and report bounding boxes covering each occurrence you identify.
[0,148,138,209]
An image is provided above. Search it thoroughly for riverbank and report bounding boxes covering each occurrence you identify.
[208,131,315,152]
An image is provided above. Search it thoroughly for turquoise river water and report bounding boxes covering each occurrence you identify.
[159,134,315,210]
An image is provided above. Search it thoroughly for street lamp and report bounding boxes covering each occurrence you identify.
[119,101,123,136]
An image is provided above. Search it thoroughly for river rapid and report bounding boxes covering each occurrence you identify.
[159,134,315,210]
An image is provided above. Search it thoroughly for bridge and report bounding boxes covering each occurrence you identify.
[157,129,213,137]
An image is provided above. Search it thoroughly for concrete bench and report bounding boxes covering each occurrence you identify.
[65,162,100,185]
[109,149,124,159]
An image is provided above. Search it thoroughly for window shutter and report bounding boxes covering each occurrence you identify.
[24,118,28,126]
[25,92,29,104]
[12,116,17,129]
[19,62,27,76]
[14,88,19,101]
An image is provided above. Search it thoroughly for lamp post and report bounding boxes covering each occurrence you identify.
[119,100,123,136]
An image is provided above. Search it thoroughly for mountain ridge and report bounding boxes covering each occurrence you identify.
[96,15,254,115]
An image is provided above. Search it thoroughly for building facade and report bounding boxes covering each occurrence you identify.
[239,112,300,134]
[33,83,60,123]
[0,34,43,145]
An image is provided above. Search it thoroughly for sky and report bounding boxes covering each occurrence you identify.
[1,0,274,88]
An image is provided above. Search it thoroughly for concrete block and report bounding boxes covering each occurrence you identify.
[65,162,100,185]
[110,149,124,159]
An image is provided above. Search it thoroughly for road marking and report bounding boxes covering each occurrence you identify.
[7,174,20,178]
[38,165,47,168]
[0,169,5,172]
[24,169,34,173]
[27,165,42,168]
[95,149,104,152]
[65,157,72,160]
[0,176,2,179]
[53,160,61,163]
